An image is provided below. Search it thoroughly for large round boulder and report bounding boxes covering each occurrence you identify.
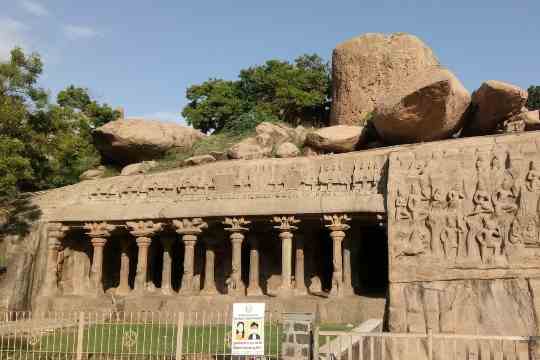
[93,118,205,165]
[305,125,366,153]
[462,81,528,136]
[330,32,440,126]
[372,68,471,144]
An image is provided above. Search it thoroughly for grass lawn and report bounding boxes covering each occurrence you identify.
[1,322,283,356]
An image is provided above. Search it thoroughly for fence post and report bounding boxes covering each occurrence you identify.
[427,327,433,360]
[76,311,85,360]
[175,312,184,360]
[313,324,319,360]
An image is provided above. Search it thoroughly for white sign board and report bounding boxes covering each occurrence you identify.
[231,303,265,355]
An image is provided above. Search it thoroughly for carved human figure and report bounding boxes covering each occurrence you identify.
[42,223,68,296]
[395,188,411,221]
[319,162,348,191]
[440,217,461,261]
[223,217,251,296]
[526,161,540,192]
[475,216,502,264]
[473,179,494,214]
[173,218,208,295]
[407,183,428,222]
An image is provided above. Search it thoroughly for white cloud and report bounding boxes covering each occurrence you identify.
[0,18,29,60]
[20,1,49,17]
[63,25,100,40]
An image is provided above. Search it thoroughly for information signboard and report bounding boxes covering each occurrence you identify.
[231,303,265,356]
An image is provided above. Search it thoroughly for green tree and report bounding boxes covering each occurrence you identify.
[0,48,116,200]
[182,79,245,133]
[527,86,540,111]
[182,54,331,133]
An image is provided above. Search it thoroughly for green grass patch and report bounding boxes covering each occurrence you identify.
[1,322,282,356]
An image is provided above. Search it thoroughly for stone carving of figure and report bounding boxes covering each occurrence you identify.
[475,216,502,264]
[492,176,519,217]
[395,187,410,221]
[526,161,540,192]
[352,160,378,194]
[396,226,429,256]
[473,179,494,214]
[407,183,428,221]
[510,216,539,247]
[301,165,318,191]
[441,217,462,261]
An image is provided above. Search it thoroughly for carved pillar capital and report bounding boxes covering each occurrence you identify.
[173,218,208,236]
[135,236,152,247]
[126,220,163,238]
[324,214,351,233]
[224,217,251,233]
[84,222,116,238]
[272,216,300,232]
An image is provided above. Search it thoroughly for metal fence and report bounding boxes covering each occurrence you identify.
[317,329,533,360]
[0,311,283,360]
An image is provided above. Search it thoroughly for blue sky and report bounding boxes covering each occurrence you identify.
[1,0,539,124]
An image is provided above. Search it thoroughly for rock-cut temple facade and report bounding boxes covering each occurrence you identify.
[4,130,540,334]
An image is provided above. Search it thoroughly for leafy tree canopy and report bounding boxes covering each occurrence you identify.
[527,85,540,111]
[0,47,118,202]
[182,54,331,133]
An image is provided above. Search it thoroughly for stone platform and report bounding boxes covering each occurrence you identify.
[43,293,386,324]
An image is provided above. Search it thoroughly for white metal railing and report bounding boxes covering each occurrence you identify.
[316,329,533,360]
[0,311,282,359]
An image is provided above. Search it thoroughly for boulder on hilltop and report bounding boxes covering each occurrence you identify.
[372,68,471,144]
[305,125,367,153]
[462,80,528,136]
[330,32,440,126]
[92,118,205,165]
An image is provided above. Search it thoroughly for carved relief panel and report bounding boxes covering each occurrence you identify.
[388,139,540,283]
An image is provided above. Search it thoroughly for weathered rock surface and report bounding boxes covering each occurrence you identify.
[372,68,471,144]
[79,166,106,181]
[93,118,205,165]
[330,32,440,126]
[506,110,540,131]
[227,122,301,160]
[275,142,300,158]
[184,154,216,166]
[387,279,538,335]
[462,80,528,136]
[120,161,157,176]
[305,125,365,153]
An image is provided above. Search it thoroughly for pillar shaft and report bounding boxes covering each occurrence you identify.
[342,238,353,295]
[294,234,307,295]
[201,244,217,295]
[180,235,197,294]
[329,230,345,296]
[229,232,245,295]
[116,238,131,295]
[280,231,293,291]
[247,237,263,296]
[161,235,174,295]
[90,237,107,293]
[134,237,151,291]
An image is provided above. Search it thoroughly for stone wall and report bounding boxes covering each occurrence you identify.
[385,131,540,335]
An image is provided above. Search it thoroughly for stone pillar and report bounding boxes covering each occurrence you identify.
[224,217,251,296]
[324,214,351,297]
[201,241,217,295]
[342,235,354,296]
[247,236,263,296]
[116,238,131,295]
[173,218,208,295]
[160,234,175,295]
[272,216,300,295]
[84,222,116,294]
[42,223,68,296]
[126,221,163,293]
[294,233,307,295]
